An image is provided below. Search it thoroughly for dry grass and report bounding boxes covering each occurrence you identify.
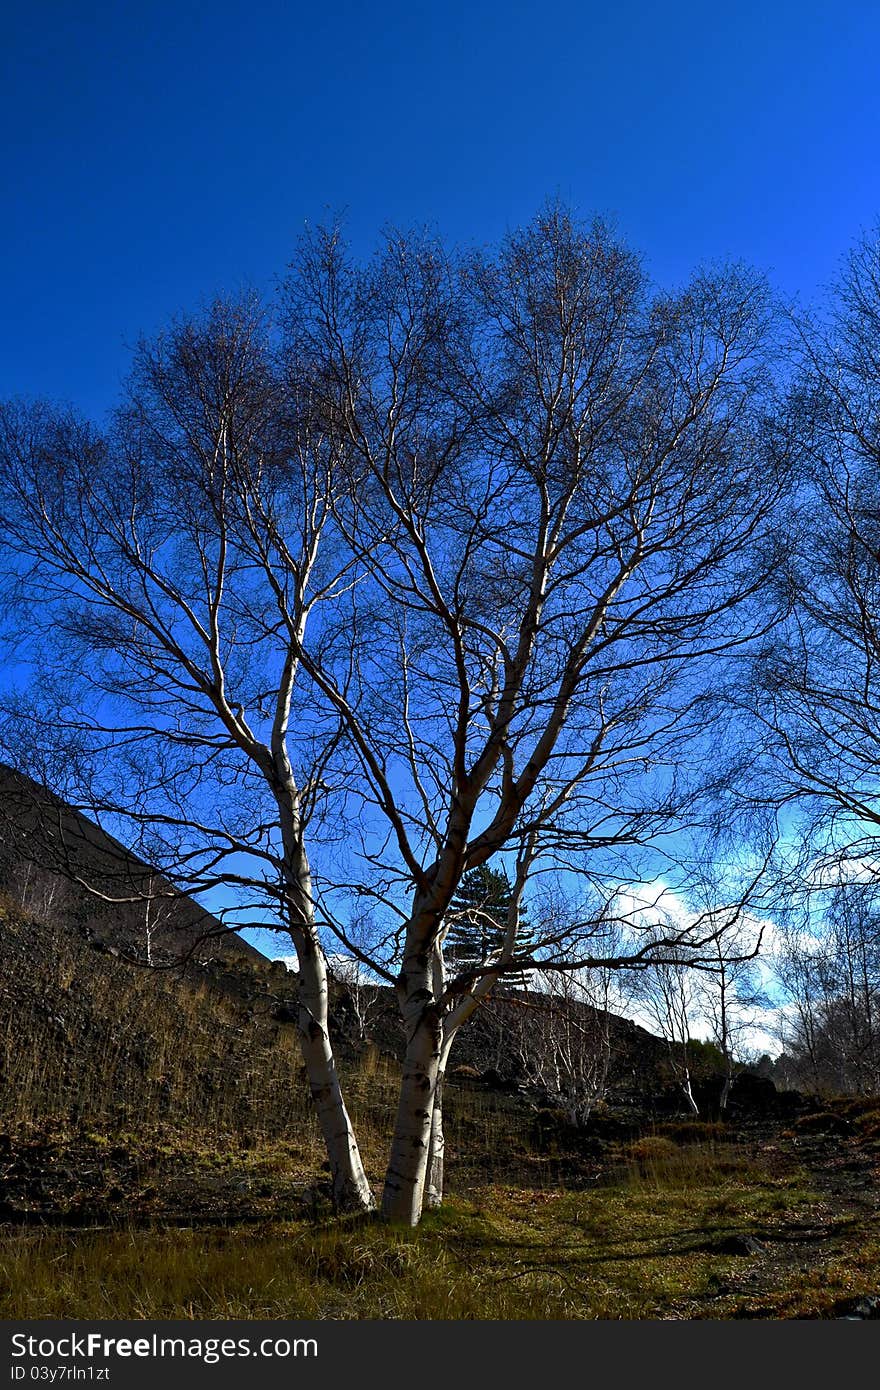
[0,900,313,1141]
[3,897,879,1320]
[0,1153,835,1320]
[613,1136,759,1191]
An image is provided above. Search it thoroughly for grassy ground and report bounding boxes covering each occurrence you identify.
[4,895,878,1319]
[3,907,879,1323]
[2,1127,878,1319]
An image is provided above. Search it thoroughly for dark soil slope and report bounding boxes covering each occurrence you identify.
[0,893,304,1138]
[0,763,261,965]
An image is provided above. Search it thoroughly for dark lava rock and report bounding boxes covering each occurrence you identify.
[776,1089,808,1115]
[271,1003,298,1024]
[834,1295,880,1320]
[480,1068,523,1093]
[728,1074,778,1112]
[707,1233,763,1256]
[795,1111,854,1137]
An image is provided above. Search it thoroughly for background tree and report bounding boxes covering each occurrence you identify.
[633,939,702,1114]
[735,225,880,1098]
[444,864,530,985]
[678,865,773,1110]
[772,883,880,1093]
[505,963,626,1127]
[697,932,769,1110]
[752,226,880,888]
[328,908,386,1045]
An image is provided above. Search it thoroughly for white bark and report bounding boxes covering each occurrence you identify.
[423,1061,447,1211]
[282,826,375,1214]
[381,1001,442,1223]
[421,846,534,1214]
[681,1067,700,1116]
[423,1013,460,1210]
[295,937,375,1212]
[382,916,450,1223]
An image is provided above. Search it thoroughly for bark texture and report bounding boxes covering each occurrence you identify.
[296,938,375,1212]
[381,941,444,1223]
[281,817,374,1215]
[424,1051,451,1210]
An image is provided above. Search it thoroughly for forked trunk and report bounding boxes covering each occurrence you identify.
[383,846,528,1223]
[381,1016,442,1222]
[381,946,443,1224]
[681,1071,700,1117]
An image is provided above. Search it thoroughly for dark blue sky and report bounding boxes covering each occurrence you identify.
[3,1,879,418]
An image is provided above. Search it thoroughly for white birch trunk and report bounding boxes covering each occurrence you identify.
[421,843,534,1216]
[681,1065,700,1117]
[381,1021,442,1222]
[424,1031,456,1211]
[381,942,443,1224]
[423,1073,446,1211]
[281,821,374,1214]
[294,934,375,1212]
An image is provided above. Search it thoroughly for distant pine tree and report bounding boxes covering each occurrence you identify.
[444,865,530,988]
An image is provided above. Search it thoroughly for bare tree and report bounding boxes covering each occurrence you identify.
[507,966,623,1127]
[734,225,880,1100]
[328,911,386,1044]
[751,227,880,886]
[773,883,880,1094]
[770,914,827,1091]
[697,929,768,1110]
[142,874,173,967]
[0,299,375,1211]
[0,208,790,1225]
[676,866,771,1109]
[288,207,790,1220]
[633,938,702,1114]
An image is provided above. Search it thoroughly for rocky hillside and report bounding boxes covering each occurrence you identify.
[0,764,744,1143]
[0,770,820,1235]
[0,892,308,1136]
[0,764,324,1139]
[0,763,262,966]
